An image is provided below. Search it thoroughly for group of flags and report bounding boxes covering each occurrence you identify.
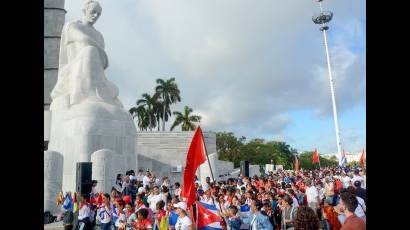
[311,148,366,168]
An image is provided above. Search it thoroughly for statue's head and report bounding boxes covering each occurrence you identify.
[82,1,102,25]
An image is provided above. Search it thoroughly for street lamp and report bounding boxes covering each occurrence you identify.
[312,0,343,166]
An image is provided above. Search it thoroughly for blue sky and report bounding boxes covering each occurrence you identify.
[64,0,366,154]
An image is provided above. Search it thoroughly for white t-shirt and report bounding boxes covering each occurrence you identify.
[143,176,151,188]
[352,175,365,188]
[147,193,166,213]
[136,174,144,182]
[342,176,351,188]
[292,197,299,208]
[306,186,319,203]
[175,215,192,230]
[97,205,112,224]
[78,204,90,220]
[355,196,366,218]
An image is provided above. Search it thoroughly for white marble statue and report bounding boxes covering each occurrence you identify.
[50,0,122,110]
[48,0,137,194]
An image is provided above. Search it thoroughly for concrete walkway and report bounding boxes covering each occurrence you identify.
[44,221,64,230]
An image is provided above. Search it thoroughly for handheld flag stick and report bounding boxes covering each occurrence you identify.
[199,126,227,226]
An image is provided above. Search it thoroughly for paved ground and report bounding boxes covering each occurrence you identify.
[44,221,64,230]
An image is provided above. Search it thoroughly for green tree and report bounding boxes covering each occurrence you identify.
[129,106,150,131]
[298,152,338,169]
[216,132,246,167]
[131,93,159,131]
[170,106,201,131]
[155,78,181,131]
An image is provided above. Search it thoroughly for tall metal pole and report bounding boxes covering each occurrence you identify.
[322,29,342,163]
[312,0,343,165]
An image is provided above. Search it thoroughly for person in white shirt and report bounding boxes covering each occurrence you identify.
[174,202,193,230]
[174,182,182,197]
[143,172,152,188]
[97,193,112,230]
[115,199,127,230]
[78,196,91,230]
[200,183,214,205]
[136,170,145,182]
[341,173,351,188]
[147,186,166,214]
[305,180,319,211]
[347,186,366,220]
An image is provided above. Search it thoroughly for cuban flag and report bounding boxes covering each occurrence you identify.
[239,204,251,230]
[196,201,223,230]
[62,193,73,211]
[339,150,347,167]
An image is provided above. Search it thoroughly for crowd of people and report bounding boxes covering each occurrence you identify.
[57,167,366,230]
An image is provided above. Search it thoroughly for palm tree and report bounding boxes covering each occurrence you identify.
[154,78,181,131]
[129,106,150,131]
[170,106,202,131]
[135,93,159,131]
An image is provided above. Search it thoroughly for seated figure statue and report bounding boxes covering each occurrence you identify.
[50,0,122,110]
[48,0,136,193]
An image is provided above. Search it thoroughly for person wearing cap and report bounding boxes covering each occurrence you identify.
[351,169,364,189]
[173,202,193,230]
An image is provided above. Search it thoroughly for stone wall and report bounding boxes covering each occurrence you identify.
[135,131,217,184]
[44,0,65,109]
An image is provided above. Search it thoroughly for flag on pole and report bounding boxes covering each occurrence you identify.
[340,150,347,167]
[62,193,73,211]
[312,148,320,164]
[359,149,365,167]
[181,126,207,207]
[294,155,299,172]
[196,201,222,230]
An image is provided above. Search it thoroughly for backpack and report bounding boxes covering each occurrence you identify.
[44,211,55,224]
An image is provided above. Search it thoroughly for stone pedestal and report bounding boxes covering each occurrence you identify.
[44,151,64,215]
[91,149,114,193]
[49,101,136,193]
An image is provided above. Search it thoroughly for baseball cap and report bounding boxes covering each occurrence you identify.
[173,202,187,212]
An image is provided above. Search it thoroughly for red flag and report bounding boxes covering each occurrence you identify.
[312,148,320,164]
[359,149,365,167]
[196,202,222,229]
[294,156,299,171]
[181,126,207,207]
[97,193,103,206]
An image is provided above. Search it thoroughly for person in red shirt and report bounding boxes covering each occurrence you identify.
[133,208,153,230]
[339,192,365,230]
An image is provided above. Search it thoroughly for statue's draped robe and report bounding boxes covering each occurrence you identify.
[50,21,122,111]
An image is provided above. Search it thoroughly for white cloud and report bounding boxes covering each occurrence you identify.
[63,0,366,145]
